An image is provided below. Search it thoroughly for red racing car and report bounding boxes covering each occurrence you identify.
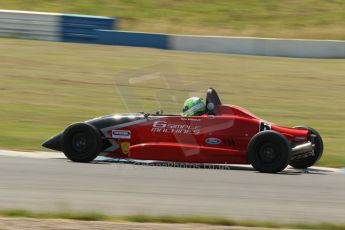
[43,88,323,173]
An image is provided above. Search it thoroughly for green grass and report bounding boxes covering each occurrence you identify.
[0,38,344,166]
[1,209,345,229]
[1,0,345,39]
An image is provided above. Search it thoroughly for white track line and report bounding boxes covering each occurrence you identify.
[0,149,62,159]
[0,149,344,174]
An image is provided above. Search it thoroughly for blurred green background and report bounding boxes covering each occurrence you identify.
[1,0,345,39]
[0,38,344,166]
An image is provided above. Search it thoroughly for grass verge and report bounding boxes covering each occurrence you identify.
[1,0,345,39]
[0,38,344,166]
[0,209,345,230]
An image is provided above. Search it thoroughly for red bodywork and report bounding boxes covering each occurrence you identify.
[103,104,308,164]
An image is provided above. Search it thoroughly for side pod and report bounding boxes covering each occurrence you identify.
[129,142,246,164]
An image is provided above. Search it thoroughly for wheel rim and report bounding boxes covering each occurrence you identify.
[72,133,88,153]
[258,143,276,163]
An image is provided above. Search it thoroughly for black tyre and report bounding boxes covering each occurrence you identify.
[289,126,323,169]
[248,130,291,173]
[61,123,102,162]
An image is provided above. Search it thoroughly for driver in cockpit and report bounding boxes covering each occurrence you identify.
[181,97,206,116]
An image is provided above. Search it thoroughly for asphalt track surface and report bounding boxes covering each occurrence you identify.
[0,150,344,223]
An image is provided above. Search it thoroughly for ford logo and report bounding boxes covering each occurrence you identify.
[205,138,221,145]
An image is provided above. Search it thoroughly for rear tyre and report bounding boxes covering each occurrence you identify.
[61,123,102,162]
[248,131,291,173]
[289,126,323,169]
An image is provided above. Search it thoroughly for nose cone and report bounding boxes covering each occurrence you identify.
[42,132,63,151]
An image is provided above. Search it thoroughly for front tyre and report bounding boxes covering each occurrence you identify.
[61,123,102,162]
[248,131,291,173]
[289,126,323,169]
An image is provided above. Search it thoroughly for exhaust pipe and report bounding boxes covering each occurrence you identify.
[291,142,314,160]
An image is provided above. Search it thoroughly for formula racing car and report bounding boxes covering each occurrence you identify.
[43,88,323,173]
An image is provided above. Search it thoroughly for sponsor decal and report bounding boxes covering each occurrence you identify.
[112,130,131,139]
[151,121,201,134]
[259,121,271,131]
[180,117,201,122]
[205,137,222,145]
[120,142,130,154]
